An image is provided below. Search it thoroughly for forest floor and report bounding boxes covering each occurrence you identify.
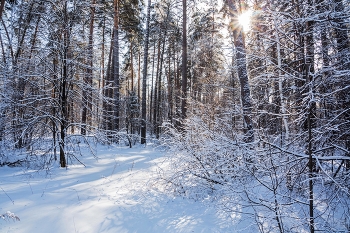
[0,143,236,233]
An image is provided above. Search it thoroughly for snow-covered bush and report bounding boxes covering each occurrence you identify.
[1,211,20,222]
[163,100,350,232]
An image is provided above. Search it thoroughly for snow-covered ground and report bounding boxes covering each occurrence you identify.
[0,144,234,233]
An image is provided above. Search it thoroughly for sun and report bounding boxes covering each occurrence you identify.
[238,9,253,32]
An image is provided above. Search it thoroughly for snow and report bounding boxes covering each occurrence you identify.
[0,144,234,233]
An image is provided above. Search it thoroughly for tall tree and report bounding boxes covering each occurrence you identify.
[81,0,96,135]
[112,0,120,135]
[225,0,254,142]
[141,0,152,144]
[181,0,187,121]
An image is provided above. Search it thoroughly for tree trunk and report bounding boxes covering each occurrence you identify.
[149,38,156,127]
[153,39,161,136]
[0,0,5,19]
[167,43,174,124]
[1,19,13,62]
[333,0,350,170]
[130,42,134,91]
[273,15,289,140]
[104,29,114,133]
[52,57,58,161]
[112,0,120,135]
[0,30,6,63]
[334,0,350,71]
[227,0,253,142]
[14,2,34,65]
[98,16,106,128]
[81,0,96,135]
[181,0,187,121]
[28,16,40,61]
[141,0,151,144]
[138,49,141,101]
[59,2,70,167]
[305,2,315,231]
[155,17,169,138]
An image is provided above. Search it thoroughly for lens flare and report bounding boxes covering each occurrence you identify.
[238,10,252,32]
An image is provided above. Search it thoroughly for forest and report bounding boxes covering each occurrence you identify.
[0,0,350,232]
